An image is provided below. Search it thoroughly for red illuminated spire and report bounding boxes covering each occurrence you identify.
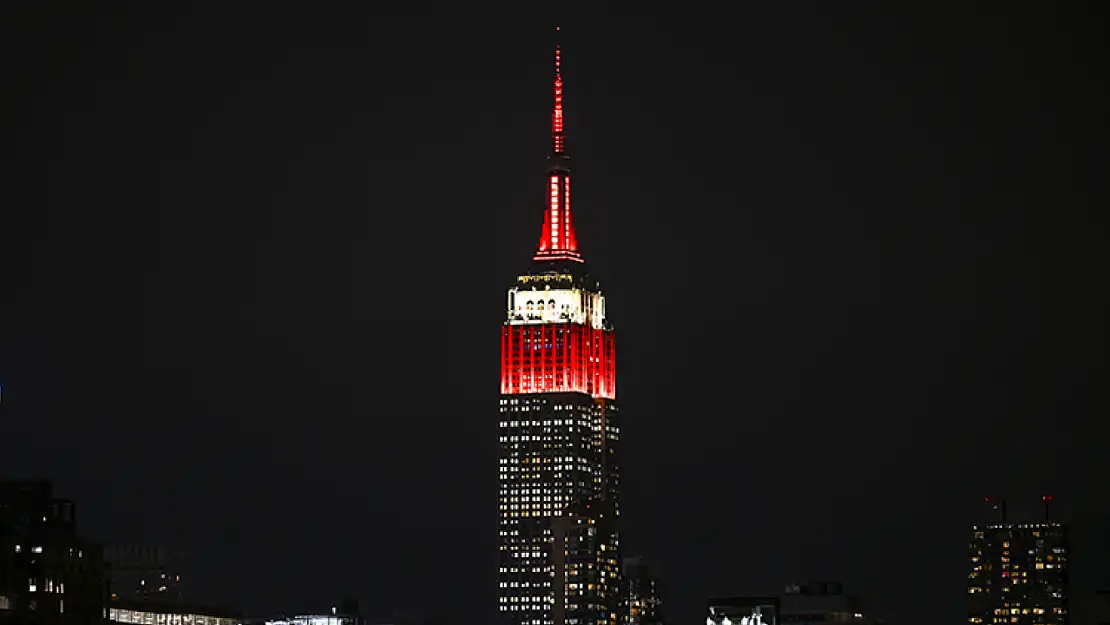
[552,28,565,156]
[534,25,583,264]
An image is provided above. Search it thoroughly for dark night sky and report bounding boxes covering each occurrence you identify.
[3,6,1108,625]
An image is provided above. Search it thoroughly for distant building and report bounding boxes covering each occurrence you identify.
[108,598,240,624]
[551,500,621,625]
[105,546,184,603]
[707,596,780,625]
[780,582,870,625]
[244,597,364,625]
[0,480,108,624]
[709,582,875,625]
[257,614,356,625]
[968,496,1069,625]
[622,557,662,625]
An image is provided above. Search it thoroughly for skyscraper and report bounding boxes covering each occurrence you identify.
[968,497,1069,625]
[498,30,621,625]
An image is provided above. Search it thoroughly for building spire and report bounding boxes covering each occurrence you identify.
[534,25,582,264]
[552,25,565,155]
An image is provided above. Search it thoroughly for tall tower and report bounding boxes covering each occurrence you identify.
[498,29,621,625]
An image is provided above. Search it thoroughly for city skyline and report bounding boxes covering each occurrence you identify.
[3,8,1108,625]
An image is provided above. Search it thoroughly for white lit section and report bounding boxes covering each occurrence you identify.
[506,287,605,330]
[109,607,241,625]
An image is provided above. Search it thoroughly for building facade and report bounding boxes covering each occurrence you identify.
[248,597,364,625]
[968,497,1069,625]
[709,583,876,625]
[0,480,108,624]
[621,557,662,625]
[498,33,621,625]
[108,599,240,625]
[105,546,185,603]
[779,582,869,625]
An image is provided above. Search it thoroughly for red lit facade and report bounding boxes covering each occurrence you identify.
[500,323,616,400]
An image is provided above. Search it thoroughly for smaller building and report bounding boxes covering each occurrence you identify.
[622,557,663,625]
[108,598,240,624]
[707,596,780,625]
[0,480,108,624]
[709,583,875,625]
[780,582,869,625]
[968,497,1069,625]
[244,597,364,625]
[258,615,356,625]
[105,545,185,603]
[552,499,621,625]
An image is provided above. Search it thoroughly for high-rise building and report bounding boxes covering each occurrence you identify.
[968,497,1069,625]
[0,480,108,624]
[498,29,621,625]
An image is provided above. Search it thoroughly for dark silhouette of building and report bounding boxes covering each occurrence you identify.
[621,557,662,625]
[968,496,1069,625]
[363,609,448,625]
[1094,589,1110,625]
[104,546,184,603]
[780,582,870,625]
[497,28,622,625]
[0,480,108,624]
[239,596,363,624]
[709,583,878,625]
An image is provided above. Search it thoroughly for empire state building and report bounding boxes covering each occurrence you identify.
[498,33,622,625]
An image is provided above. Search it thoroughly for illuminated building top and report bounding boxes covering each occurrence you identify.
[505,273,607,330]
[501,30,615,400]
